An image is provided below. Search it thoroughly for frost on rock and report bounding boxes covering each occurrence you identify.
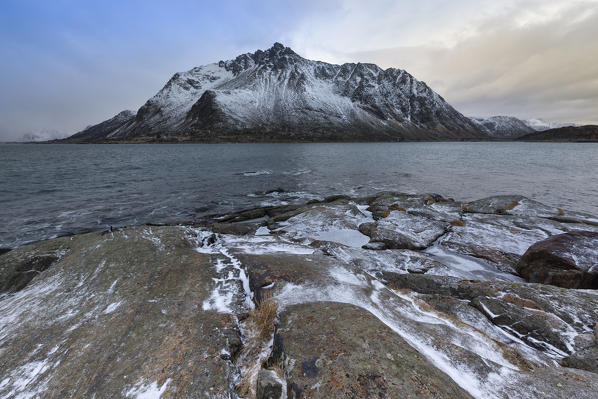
[2,195,598,398]
[125,378,171,399]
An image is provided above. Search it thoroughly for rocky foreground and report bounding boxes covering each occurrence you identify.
[1,192,598,398]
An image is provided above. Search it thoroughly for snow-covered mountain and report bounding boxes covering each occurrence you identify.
[470,116,535,139]
[68,43,486,142]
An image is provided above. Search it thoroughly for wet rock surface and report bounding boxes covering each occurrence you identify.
[1,192,598,398]
[278,302,473,398]
[517,231,598,288]
[0,227,243,398]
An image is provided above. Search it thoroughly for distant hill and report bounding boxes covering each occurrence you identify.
[517,125,598,142]
[470,116,534,139]
[523,119,577,132]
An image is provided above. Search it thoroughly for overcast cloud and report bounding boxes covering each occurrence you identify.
[0,0,596,140]
[293,0,598,124]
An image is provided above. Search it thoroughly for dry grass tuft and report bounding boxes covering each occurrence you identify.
[449,219,466,227]
[270,362,285,379]
[234,293,280,398]
[251,292,278,341]
[557,208,565,216]
[504,201,520,211]
[426,197,437,205]
[497,342,534,372]
[381,209,391,218]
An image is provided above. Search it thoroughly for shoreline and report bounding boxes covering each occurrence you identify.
[3,190,598,251]
[3,136,598,144]
[2,191,598,397]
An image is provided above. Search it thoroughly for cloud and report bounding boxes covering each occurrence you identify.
[291,0,598,124]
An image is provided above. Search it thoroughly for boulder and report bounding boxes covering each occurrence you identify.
[439,240,521,275]
[516,231,598,288]
[383,273,598,356]
[366,192,456,221]
[560,346,598,373]
[462,195,563,216]
[463,195,528,214]
[364,212,448,250]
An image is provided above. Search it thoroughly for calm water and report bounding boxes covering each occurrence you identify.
[1,142,597,248]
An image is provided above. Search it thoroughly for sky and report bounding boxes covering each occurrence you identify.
[1,0,597,140]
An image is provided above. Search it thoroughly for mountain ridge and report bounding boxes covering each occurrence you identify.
[517,125,598,142]
[470,115,535,139]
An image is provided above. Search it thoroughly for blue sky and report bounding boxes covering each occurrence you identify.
[1,0,597,140]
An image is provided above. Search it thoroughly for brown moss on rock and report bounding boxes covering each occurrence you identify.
[503,200,520,211]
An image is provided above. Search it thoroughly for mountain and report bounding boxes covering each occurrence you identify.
[65,43,486,142]
[67,110,136,142]
[517,125,598,142]
[523,118,578,132]
[470,116,534,139]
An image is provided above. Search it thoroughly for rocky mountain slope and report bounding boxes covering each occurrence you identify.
[65,43,486,142]
[471,116,535,139]
[518,125,598,142]
[2,192,598,398]
[67,110,136,142]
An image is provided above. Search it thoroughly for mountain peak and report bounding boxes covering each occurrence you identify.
[268,42,286,52]
[219,42,300,74]
[253,42,299,62]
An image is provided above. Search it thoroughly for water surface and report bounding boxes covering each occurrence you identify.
[1,142,597,248]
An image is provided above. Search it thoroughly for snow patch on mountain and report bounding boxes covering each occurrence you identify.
[471,116,534,139]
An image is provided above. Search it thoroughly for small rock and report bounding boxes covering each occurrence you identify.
[257,369,283,399]
[358,222,376,237]
[362,242,387,250]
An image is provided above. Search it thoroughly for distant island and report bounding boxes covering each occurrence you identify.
[517,125,598,142]
[56,43,589,143]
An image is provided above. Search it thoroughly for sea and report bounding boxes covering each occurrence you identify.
[1,142,597,248]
